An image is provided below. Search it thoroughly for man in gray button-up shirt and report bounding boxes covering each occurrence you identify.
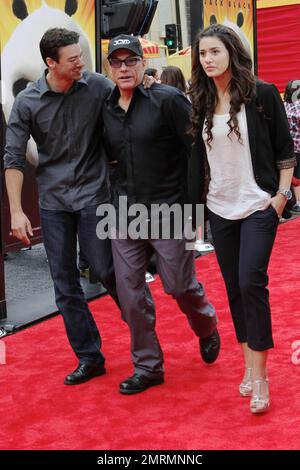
[4,28,119,385]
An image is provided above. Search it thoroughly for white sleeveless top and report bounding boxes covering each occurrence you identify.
[203,105,271,220]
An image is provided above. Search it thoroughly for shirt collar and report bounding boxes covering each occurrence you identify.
[39,72,51,97]
[39,70,88,97]
[108,83,149,108]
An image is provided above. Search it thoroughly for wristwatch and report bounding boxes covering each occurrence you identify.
[276,188,292,200]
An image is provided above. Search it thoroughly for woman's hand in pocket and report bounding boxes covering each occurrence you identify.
[267,194,287,217]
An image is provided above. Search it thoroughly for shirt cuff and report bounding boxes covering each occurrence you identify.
[277,156,297,170]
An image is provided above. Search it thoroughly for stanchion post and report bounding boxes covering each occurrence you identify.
[190,0,203,46]
[95,0,103,73]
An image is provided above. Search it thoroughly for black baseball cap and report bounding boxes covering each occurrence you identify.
[108,34,143,59]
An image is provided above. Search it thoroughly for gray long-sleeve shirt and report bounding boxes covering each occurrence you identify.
[4,71,113,211]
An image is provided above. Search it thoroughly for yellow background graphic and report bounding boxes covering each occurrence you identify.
[0,0,95,58]
[203,0,254,57]
[257,0,300,7]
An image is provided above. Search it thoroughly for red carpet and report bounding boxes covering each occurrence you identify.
[1,218,300,450]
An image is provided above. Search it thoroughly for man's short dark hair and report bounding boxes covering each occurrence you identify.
[39,28,80,65]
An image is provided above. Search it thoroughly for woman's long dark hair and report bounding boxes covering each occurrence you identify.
[189,24,256,147]
[160,66,187,93]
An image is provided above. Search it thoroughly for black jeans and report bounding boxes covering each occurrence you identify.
[40,205,119,365]
[209,206,279,351]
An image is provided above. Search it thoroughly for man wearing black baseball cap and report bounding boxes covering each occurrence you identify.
[103,34,220,395]
[107,34,143,59]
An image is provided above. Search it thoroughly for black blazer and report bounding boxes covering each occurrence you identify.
[188,80,296,207]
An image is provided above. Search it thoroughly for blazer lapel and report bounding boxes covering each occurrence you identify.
[245,95,257,165]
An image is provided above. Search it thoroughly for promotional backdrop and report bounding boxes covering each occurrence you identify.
[0,0,95,55]
[202,0,255,63]
[257,0,300,92]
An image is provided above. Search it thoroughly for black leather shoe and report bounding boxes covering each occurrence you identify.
[199,328,220,364]
[120,373,164,395]
[64,363,106,385]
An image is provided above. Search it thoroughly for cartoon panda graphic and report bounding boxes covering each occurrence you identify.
[1,0,94,166]
[209,11,252,59]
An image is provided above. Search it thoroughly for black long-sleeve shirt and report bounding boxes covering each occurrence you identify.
[103,83,192,207]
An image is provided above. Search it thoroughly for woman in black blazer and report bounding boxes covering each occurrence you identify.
[189,24,296,414]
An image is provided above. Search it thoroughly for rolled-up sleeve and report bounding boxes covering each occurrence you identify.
[267,84,297,170]
[4,95,31,173]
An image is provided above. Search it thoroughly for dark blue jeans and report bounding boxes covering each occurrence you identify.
[40,205,119,366]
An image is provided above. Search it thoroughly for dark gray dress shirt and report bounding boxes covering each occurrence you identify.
[4,71,113,211]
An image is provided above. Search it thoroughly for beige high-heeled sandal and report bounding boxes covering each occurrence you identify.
[239,367,253,397]
[250,378,270,414]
